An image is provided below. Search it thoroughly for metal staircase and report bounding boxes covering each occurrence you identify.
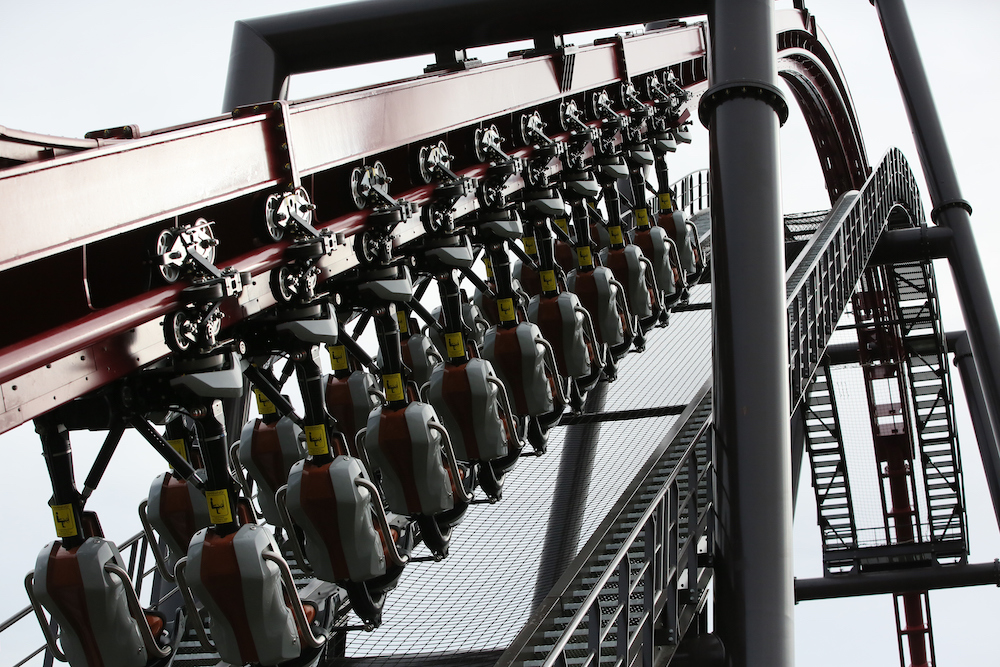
[803,361,859,574]
[497,388,714,667]
[886,259,967,554]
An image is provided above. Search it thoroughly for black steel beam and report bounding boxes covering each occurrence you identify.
[824,330,963,366]
[866,226,952,265]
[223,0,708,108]
[705,1,793,665]
[795,560,1000,602]
[953,332,1000,527]
[874,0,1000,466]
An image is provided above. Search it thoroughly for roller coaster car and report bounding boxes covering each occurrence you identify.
[427,298,489,356]
[567,266,632,363]
[551,217,577,274]
[632,223,684,307]
[658,208,704,283]
[325,370,383,445]
[238,416,306,527]
[175,523,326,667]
[27,536,172,667]
[602,243,662,335]
[425,357,522,499]
[379,328,442,388]
[361,402,472,557]
[142,471,211,568]
[527,290,603,409]
[283,455,412,627]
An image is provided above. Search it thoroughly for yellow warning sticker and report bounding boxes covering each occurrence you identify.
[328,344,349,371]
[445,332,465,359]
[635,208,650,228]
[206,489,233,525]
[659,193,672,211]
[51,503,77,538]
[609,225,624,245]
[166,438,187,470]
[253,388,276,415]
[554,217,569,234]
[167,438,187,458]
[383,373,405,402]
[498,297,516,323]
[483,256,494,278]
[304,424,330,456]
[523,236,537,255]
[577,246,594,267]
[540,269,557,292]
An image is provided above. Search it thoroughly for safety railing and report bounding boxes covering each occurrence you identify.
[786,148,925,413]
[1,530,169,667]
[498,387,715,667]
[670,169,711,216]
[548,422,712,667]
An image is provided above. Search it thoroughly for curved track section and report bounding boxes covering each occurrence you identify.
[775,11,870,200]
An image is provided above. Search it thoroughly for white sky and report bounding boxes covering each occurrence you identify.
[1,0,999,665]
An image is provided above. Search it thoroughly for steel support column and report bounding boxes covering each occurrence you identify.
[874,0,1000,447]
[705,1,794,665]
[953,333,1000,527]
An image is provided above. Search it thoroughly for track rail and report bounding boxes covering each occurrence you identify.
[0,9,863,437]
[0,24,709,435]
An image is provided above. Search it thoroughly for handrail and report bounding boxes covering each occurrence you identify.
[540,415,714,664]
[669,169,711,216]
[497,382,714,666]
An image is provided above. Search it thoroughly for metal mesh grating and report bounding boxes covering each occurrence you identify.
[342,286,714,662]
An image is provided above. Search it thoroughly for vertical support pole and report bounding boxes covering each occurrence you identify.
[874,0,1000,444]
[35,418,86,550]
[703,1,794,665]
[953,333,1000,526]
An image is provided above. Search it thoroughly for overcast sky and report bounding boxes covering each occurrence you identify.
[1,1,998,665]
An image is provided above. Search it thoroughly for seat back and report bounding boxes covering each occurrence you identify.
[482,322,554,417]
[186,524,299,667]
[325,371,380,445]
[633,226,678,299]
[32,538,147,667]
[528,292,592,379]
[427,358,506,462]
[286,456,386,583]
[568,268,625,347]
[238,417,304,526]
[364,402,454,516]
[147,472,211,559]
